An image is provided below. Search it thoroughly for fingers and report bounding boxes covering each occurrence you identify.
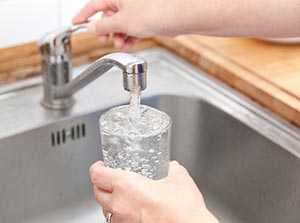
[122,37,139,51]
[73,0,117,24]
[167,161,189,179]
[89,161,123,192]
[112,33,125,48]
[97,34,109,43]
[73,0,138,50]
[104,10,116,17]
[87,16,121,36]
[96,32,139,50]
[112,34,139,51]
[93,185,113,211]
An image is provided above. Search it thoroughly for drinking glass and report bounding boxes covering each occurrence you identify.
[99,104,172,222]
[100,104,172,179]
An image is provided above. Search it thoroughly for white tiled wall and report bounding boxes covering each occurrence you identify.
[0,0,88,48]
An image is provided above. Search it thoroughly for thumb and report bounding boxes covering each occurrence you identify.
[87,16,121,35]
[167,161,189,180]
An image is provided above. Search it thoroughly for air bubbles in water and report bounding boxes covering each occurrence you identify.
[100,105,171,180]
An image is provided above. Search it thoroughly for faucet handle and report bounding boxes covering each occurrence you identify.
[39,24,88,59]
[38,24,88,107]
[39,23,148,110]
[70,23,89,33]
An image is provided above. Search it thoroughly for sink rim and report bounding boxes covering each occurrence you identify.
[1,48,300,223]
[0,48,299,158]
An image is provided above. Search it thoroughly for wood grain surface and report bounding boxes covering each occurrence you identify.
[1,34,300,127]
[156,36,300,127]
[0,33,156,83]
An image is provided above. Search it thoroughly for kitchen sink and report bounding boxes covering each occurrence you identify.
[0,48,300,223]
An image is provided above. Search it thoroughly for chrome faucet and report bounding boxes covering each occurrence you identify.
[39,25,147,110]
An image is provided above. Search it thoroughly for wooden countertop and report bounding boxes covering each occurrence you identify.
[0,33,156,83]
[156,36,300,127]
[1,34,300,127]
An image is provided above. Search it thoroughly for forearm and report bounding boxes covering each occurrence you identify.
[171,0,300,37]
[74,0,300,49]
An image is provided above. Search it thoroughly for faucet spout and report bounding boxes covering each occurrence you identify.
[39,26,147,110]
[56,53,147,98]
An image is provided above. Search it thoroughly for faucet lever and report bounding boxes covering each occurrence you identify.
[39,26,147,110]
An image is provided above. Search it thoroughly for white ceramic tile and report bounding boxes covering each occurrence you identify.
[61,0,88,26]
[0,0,60,48]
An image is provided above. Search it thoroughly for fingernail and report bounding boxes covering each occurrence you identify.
[89,161,103,173]
[98,161,104,165]
[72,15,84,25]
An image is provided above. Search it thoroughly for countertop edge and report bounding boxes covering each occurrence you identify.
[1,34,300,127]
[155,36,300,127]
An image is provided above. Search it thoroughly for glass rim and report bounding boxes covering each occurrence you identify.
[99,105,172,137]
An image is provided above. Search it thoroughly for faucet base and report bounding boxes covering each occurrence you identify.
[41,97,75,110]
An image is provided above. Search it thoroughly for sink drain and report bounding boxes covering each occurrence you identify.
[51,123,86,147]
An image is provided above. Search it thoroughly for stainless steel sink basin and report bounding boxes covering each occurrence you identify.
[0,48,300,223]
